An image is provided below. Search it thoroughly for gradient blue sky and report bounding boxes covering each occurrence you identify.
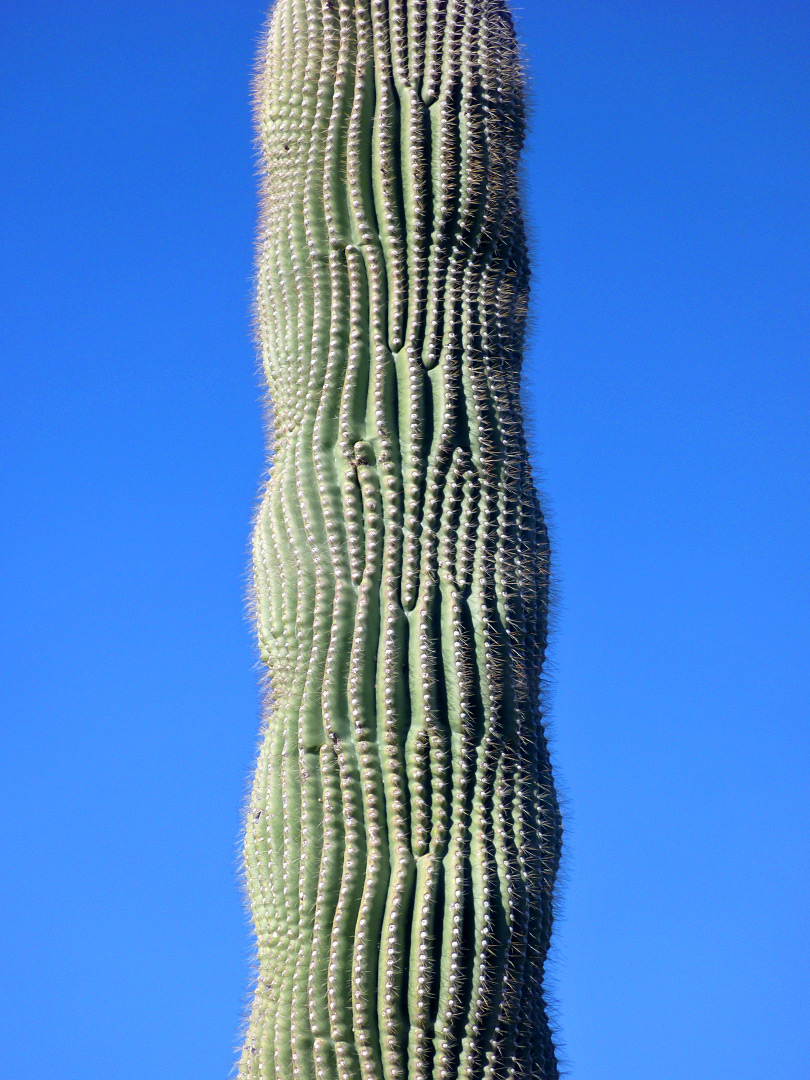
[2,2,809,1077]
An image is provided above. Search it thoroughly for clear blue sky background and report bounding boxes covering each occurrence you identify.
[2,2,808,1077]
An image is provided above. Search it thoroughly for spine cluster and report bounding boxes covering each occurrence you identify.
[243,3,562,1080]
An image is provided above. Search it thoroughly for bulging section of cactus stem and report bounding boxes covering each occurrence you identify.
[241,3,562,1080]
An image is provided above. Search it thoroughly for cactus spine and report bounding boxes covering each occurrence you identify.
[242,3,562,1080]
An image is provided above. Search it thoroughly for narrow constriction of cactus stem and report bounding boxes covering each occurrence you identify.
[241,3,562,1080]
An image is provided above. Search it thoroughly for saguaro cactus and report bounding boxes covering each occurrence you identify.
[241,2,562,1080]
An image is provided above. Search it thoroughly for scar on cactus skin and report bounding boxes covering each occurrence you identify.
[240,3,562,1080]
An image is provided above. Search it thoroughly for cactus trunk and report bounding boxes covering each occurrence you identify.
[241,3,562,1079]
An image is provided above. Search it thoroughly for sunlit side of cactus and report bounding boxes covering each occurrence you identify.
[240,3,562,1079]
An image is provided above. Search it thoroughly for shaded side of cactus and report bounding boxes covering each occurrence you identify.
[241,3,562,1080]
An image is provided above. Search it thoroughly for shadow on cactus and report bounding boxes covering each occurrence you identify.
[241,3,562,1079]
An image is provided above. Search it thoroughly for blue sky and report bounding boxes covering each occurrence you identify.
[1,1,808,1077]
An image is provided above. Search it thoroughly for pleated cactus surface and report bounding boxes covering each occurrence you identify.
[242,2,562,1079]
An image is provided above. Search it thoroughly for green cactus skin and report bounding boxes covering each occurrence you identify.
[241,3,562,1080]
